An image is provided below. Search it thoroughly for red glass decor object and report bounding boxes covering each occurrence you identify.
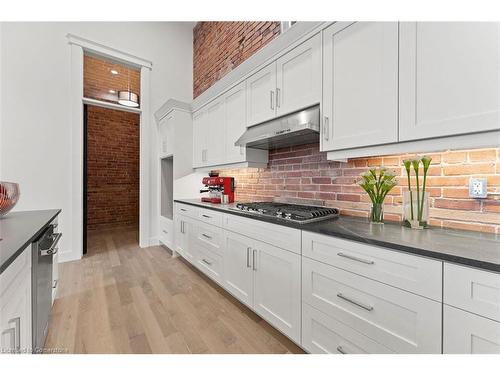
[0,182,20,216]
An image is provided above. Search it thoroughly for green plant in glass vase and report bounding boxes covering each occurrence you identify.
[403,155,432,229]
[357,167,398,224]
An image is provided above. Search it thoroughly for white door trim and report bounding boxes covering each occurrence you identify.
[67,35,152,262]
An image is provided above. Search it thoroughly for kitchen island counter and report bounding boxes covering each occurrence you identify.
[0,209,61,274]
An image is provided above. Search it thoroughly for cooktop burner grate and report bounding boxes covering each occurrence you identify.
[233,202,339,224]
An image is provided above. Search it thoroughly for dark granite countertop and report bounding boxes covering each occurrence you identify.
[0,209,61,274]
[175,199,500,273]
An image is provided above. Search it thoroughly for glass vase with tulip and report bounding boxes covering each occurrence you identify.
[403,156,432,229]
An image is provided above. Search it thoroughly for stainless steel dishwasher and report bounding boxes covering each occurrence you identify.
[32,223,61,353]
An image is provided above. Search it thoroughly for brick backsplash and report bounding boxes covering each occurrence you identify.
[219,143,500,234]
[86,105,139,231]
[193,22,281,98]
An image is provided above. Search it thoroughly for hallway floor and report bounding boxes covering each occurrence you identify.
[45,226,303,354]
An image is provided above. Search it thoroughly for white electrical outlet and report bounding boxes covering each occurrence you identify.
[469,178,488,198]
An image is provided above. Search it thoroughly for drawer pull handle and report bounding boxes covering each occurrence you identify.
[202,258,213,266]
[180,208,187,212]
[252,249,257,271]
[202,214,212,218]
[336,346,347,354]
[162,230,168,234]
[337,252,374,265]
[201,233,212,239]
[246,247,252,268]
[337,293,373,312]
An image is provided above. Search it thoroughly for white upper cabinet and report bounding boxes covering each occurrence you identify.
[246,62,277,127]
[192,109,208,167]
[322,22,399,151]
[224,82,247,164]
[276,33,321,116]
[399,22,500,141]
[205,97,225,166]
[158,113,174,157]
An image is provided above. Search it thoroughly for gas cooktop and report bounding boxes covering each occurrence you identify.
[230,202,339,224]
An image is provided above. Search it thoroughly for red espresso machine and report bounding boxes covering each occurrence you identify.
[200,172,235,204]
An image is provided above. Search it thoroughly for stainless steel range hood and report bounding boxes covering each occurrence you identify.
[235,105,320,150]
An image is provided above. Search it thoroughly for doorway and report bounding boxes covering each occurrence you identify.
[82,54,141,255]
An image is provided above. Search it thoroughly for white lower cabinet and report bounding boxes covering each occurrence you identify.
[222,231,254,307]
[302,303,394,354]
[302,257,442,353]
[174,215,196,262]
[223,230,301,344]
[1,248,32,354]
[253,240,301,342]
[444,305,500,354]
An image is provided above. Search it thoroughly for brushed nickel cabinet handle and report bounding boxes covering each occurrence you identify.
[337,293,373,312]
[323,116,330,141]
[202,258,213,266]
[336,346,347,354]
[276,88,280,108]
[180,208,187,212]
[201,233,212,239]
[337,252,374,265]
[201,214,212,219]
[270,90,274,110]
[246,247,251,268]
[252,249,257,271]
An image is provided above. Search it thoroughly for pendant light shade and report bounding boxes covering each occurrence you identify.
[118,90,139,108]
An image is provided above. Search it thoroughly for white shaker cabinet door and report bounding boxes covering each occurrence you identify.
[159,113,174,157]
[205,97,226,166]
[224,81,247,164]
[192,109,208,167]
[399,22,500,141]
[276,33,321,116]
[444,305,500,354]
[253,240,301,344]
[222,231,254,308]
[322,22,398,151]
[246,62,276,127]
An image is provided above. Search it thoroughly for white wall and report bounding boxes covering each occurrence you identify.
[0,22,193,262]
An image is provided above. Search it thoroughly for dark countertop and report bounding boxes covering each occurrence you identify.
[175,199,500,273]
[0,209,61,275]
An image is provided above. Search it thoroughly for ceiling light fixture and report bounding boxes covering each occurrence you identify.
[110,69,119,75]
[118,69,139,108]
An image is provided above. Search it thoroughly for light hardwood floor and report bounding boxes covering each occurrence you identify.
[45,226,304,354]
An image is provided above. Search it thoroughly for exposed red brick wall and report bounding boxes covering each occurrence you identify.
[86,105,139,230]
[84,54,140,106]
[193,22,281,98]
[195,23,500,234]
[220,144,500,234]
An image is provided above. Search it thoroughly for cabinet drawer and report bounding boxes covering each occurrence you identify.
[444,305,500,354]
[302,303,393,354]
[224,213,301,254]
[194,243,223,285]
[444,263,500,322]
[175,203,198,219]
[159,217,173,248]
[197,208,223,227]
[0,247,30,296]
[194,222,223,256]
[302,257,442,353]
[302,231,442,301]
